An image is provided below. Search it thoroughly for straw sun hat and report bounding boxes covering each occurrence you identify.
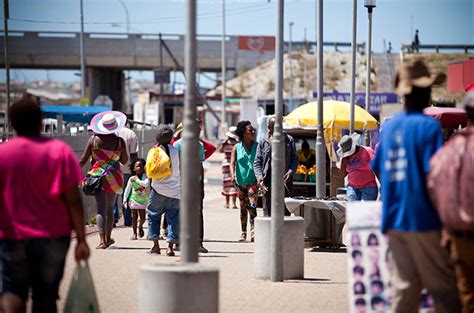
[337,133,361,159]
[90,111,127,135]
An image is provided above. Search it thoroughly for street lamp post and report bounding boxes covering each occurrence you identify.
[316,0,325,198]
[220,0,227,138]
[3,0,10,136]
[270,0,285,283]
[289,21,294,111]
[364,0,376,145]
[118,0,131,114]
[349,0,357,133]
[79,0,87,102]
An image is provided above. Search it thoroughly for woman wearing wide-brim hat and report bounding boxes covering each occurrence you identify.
[79,111,128,249]
[337,132,378,201]
[219,126,239,209]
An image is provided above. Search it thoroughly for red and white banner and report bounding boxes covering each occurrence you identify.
[238,36,275,52]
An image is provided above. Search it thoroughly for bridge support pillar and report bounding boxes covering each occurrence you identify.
[88,67,125,112]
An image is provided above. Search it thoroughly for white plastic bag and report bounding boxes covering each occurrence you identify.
[63,261,101,313]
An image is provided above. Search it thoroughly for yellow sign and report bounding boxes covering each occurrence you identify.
[80,97,90,106]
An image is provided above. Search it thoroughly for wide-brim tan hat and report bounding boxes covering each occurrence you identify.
[394,59,446,96]
[173,122,183,138]
[337,133,361,159]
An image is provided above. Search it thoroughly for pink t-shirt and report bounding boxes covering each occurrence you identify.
[0,137,83,240]
[345,146,377,188]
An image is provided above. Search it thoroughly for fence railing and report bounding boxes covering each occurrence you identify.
[1,127,157,222]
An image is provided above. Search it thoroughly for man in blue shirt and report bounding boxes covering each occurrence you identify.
[371,59,460,313]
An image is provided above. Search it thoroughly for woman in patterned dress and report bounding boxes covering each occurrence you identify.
[220,126,239,209]
[80,112,128,249]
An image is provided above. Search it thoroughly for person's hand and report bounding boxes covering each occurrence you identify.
[131,176,137,182]
[75,240,90,262]
[284,170,292,183]
[122,202,127,208]
[257,178,265,188]
[231,175,236,183]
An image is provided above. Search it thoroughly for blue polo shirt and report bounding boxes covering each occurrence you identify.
[371,111,443,233]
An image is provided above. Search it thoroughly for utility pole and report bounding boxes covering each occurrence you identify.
[270,0,285,283]
[3,0,10,136]
[159,33,165,124]
[364,0,376,145]
[289,21,294,110]
[79,0,87,102]
[220,0,227,138]
[316,0,326,198]
[181,0,200,263]
[349,0,357,133]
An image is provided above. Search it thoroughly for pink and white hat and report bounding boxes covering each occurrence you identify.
[90,111,127,134]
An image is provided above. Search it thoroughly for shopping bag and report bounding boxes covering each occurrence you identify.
[63,261,101,313]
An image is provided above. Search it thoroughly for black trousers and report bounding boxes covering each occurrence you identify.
[262,178,292,217]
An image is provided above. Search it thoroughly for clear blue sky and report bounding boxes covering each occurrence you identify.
[1,0,473,84]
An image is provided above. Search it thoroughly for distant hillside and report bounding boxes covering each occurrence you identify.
[208,51,473,103]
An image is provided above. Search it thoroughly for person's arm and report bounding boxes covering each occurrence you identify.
[129,132,139,166]
[123,178,132,205]
[230,145,237,182]
[253,141,264,183]
[79,136,94,168]
[62,186,90,262]
[201,139,217,160]
[338,158,348,176]
[218,140,227,153]
[119,138,129,165]
[285,136,299,181]
[134,175,149,187]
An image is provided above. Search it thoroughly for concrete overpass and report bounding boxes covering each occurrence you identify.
[1,30,364,111]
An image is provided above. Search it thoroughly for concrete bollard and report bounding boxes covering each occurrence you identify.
[254,216,305,280]
[139,263,219,313]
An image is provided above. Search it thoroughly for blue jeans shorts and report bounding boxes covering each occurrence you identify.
[0,236,71,301]
[346,185,378,201]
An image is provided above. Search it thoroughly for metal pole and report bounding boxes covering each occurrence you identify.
[221,0,226,136]
[304,27,307,96]
[364,7,373,145]
[79,0,87,101]
[159,33,165,124]
[349,0,357,133]
[3,0,10,136]
[181,0,200,263]
[289,21,294,111]
[118,0,131,114]
[270,0,285,283]
[316,0,326,198]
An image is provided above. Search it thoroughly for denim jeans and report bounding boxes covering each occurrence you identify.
[114,174,132,226]
[0,236,70,301]
[346,185,378,201]
[147,188,180,244]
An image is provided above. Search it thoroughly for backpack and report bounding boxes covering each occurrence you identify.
[145,144,171,179]
[428,129,474,232]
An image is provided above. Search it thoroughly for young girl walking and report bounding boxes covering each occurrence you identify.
[123,159,149,240]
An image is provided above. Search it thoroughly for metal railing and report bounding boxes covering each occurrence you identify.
[400,43,474,54]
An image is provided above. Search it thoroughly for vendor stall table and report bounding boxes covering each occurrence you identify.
[285,197,346,248]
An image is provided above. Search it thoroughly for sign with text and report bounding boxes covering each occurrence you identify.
[154,68,171,84]
[238,36,275,52]
[347,201,434,313]
[312,92,398,114]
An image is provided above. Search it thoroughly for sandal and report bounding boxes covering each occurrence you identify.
[138,227,145,238]
[166,249,175,257]
[250,230,255,242]
[224,203,230,209]
[238,232,247,242]
[105,238,115,247]
[147,247,161,255]
[96,242,107,249]
[130,234,138,240]
[232,206,238,210]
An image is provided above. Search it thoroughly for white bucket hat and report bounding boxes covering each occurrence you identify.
[337,133,361,159]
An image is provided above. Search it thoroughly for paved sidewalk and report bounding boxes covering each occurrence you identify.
[58,154,349,312]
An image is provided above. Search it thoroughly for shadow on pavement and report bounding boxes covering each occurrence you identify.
[205,239,249,244]
[210,251,254,255]
[286,278,346,285]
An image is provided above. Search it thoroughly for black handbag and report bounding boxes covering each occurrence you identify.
[82,175,103,196]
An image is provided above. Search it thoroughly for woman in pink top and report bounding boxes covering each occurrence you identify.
[337,133,378,201]
[0,95,90,313]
